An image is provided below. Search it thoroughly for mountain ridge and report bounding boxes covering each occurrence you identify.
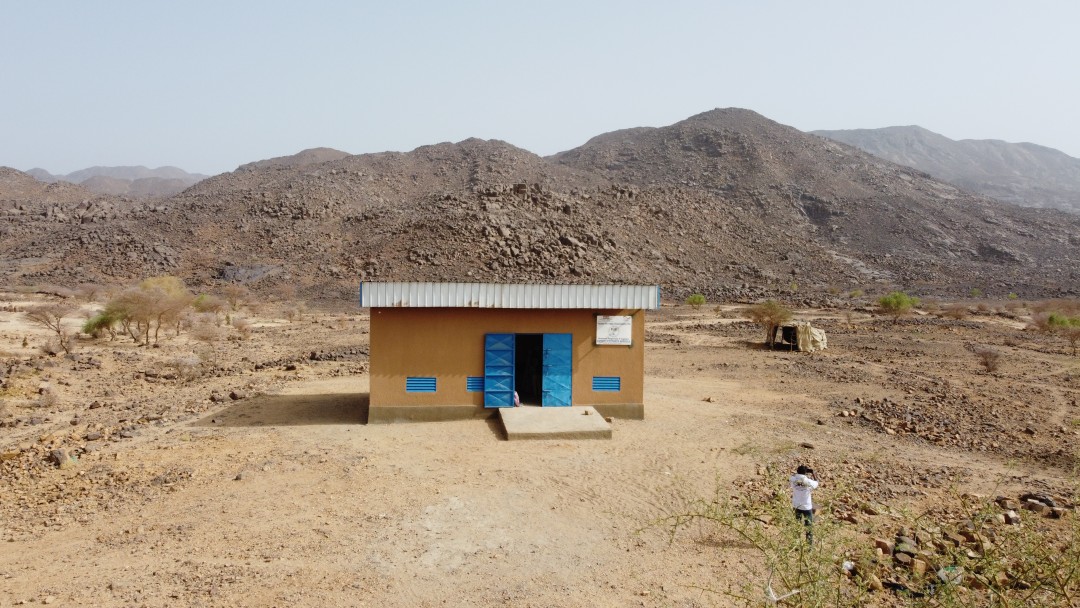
[2,109,1078,302]
[25,165,208,200]
[813,126,1080,213]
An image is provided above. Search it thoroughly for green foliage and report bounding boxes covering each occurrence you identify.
[1048,313,1080,329]
[878,291,920,321]
[1046,313,1080,356]
[745,300,793,347]
[82,311,119,339]
[969,288,983,298]
[1007,292,1019,300]
[192,294,226,315]
[848,289,864,299]
[686,293,706,309]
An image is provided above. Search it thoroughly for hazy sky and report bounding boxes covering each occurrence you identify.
[3,1,1078,176]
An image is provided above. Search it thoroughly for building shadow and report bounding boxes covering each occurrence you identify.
[193,393,369,427]
[484,415,507,440]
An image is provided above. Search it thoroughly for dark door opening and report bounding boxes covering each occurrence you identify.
[515,333,543,405]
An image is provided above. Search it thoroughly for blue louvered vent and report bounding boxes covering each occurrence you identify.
[592,376,621,392]
[406,377,437,393]
[466,376,484,392]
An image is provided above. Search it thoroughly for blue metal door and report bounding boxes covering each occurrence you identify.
[484,333,515,408]
[541,333,572,406]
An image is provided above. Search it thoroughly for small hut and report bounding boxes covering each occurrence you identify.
[360,282,660,423]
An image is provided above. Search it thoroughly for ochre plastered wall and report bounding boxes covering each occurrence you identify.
[369,307,644,413]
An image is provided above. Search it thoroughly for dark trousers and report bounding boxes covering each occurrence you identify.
[794,508,814,544]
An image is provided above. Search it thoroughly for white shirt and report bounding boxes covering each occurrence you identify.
[789,474,819,511]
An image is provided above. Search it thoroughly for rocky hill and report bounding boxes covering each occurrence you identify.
[2,110,1079,303]
[26,165,208,199]
[813,126,1080,213]
[236,147,352,172]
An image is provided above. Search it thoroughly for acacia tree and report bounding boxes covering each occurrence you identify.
[1048,313,1080,356]
[24,302,77,354]
[102,276,194,344]
[745,300,792,348]
[221,284,250,312]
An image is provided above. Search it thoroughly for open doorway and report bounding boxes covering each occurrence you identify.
[514,333,543,405]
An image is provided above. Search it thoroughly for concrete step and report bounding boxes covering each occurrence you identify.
[498,406,612,440]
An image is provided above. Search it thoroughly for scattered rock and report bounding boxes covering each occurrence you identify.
[49,448,77,469]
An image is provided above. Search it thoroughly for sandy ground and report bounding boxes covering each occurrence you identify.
[1,297,1078,607]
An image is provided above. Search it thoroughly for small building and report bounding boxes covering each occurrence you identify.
[360,282,660,423]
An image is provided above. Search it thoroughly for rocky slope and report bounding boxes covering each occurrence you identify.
[813,126,1080,213]
[2,110,1079,302]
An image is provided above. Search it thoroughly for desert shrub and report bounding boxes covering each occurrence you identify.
[83,310,119,340]
[654,473,869,607]
[1030,312,1055,334]
[848,289,864,299]
[39,339,63,357]
[920,297,940,314]
[35,391,58,409]
[283,304,306,323]
[232,316,252,340]
[275,283,298,302]
[976,302,991,313]
[1005,299,1026,313]
[969,288,983,298]
[877,291,919,322]
[940,303,970,320]
[974,346,1003,373]
[190,313,225,343]
[166,354,203,384]
[686,294,706,309]
[192,294,227,320]
[1007,292,1019,300]
[74,283,104,303]
[744,300,792,348]
[1033,299,1080,316]
[221,284,250,311]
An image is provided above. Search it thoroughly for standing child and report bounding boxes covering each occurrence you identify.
[789,465,819,543]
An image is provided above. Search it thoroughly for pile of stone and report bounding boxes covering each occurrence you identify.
[857,493,1073,594]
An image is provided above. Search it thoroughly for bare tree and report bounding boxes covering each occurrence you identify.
[1065,327,1080,357]
[23,302,77,354]
[221,284,250,312]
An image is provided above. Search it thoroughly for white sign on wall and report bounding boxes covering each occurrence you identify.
[596,315,633,345]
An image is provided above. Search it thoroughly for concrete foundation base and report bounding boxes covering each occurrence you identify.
[367,403,643,424]
[498,406,612,440]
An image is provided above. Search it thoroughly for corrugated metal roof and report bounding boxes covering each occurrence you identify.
[359,282,660,310]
